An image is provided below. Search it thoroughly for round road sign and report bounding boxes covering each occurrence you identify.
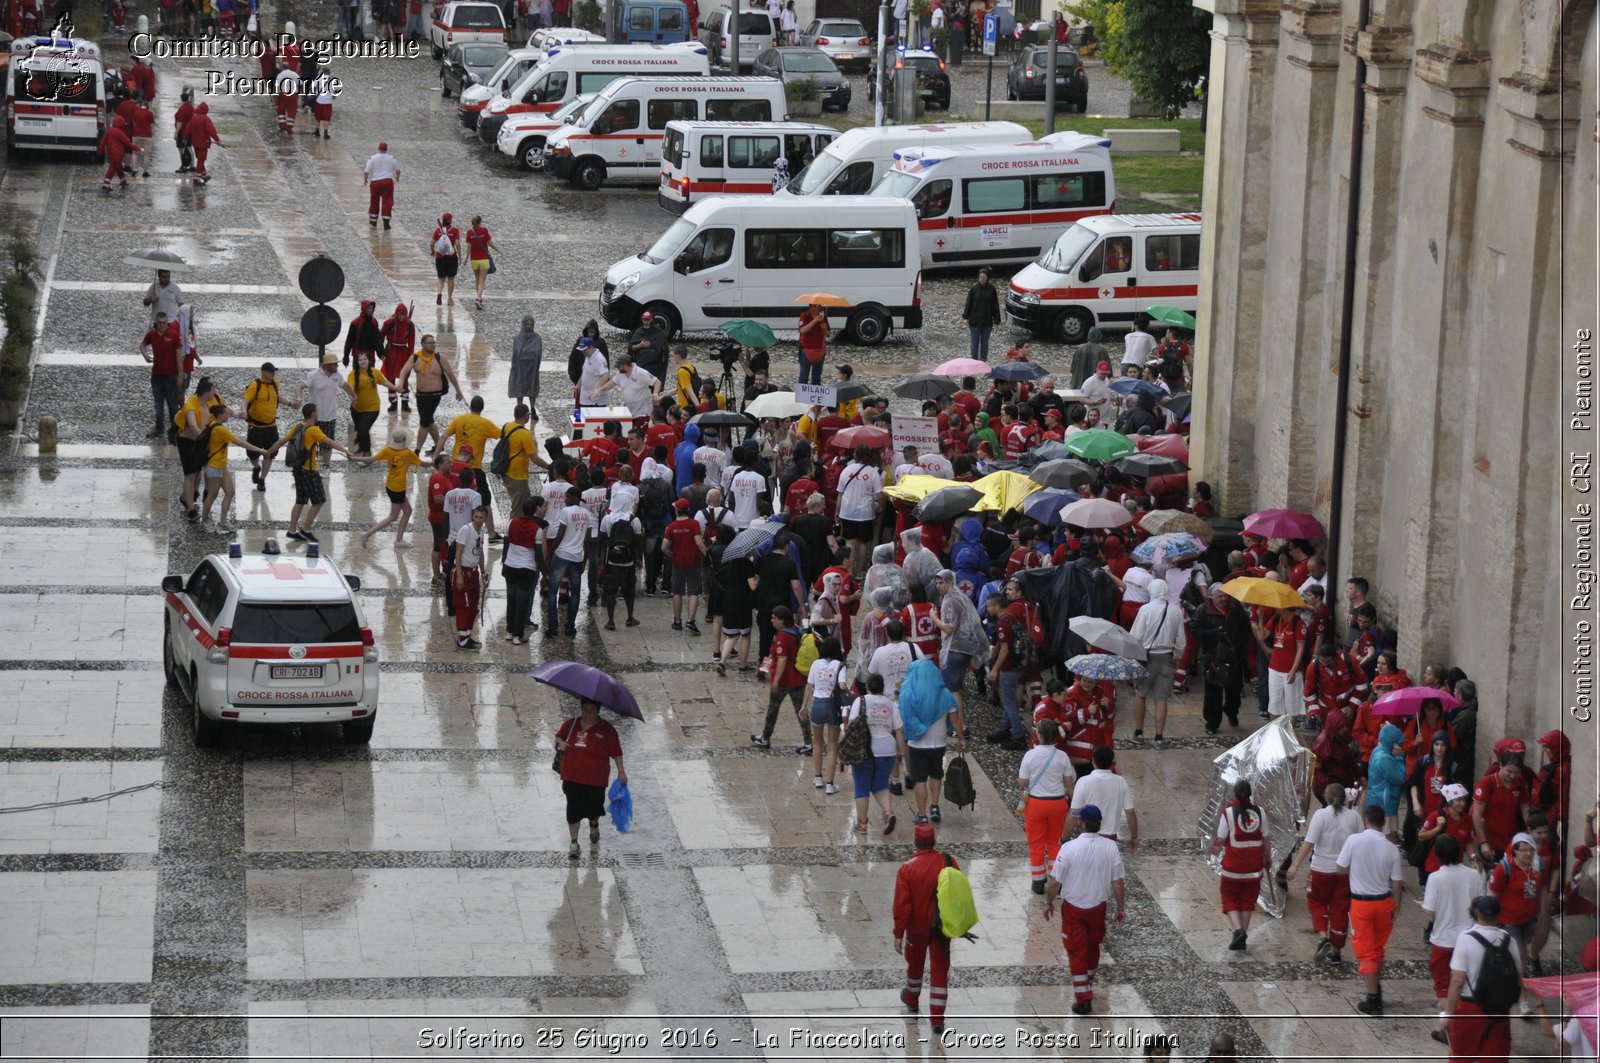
[300,305,342,347]
[298,256,345,304]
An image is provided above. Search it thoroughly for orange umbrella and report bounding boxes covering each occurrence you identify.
[794,292,851,307]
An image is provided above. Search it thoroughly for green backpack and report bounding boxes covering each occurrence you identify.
[935,854,979,939]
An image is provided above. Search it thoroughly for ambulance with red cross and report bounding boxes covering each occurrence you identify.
[162,543,379,747]
[1005,212,1202,344]
[5,35,105,157]
[867,132,1115,269]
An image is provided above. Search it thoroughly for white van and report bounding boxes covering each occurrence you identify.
[869,132,1115,268]
[474,43,710,145]
[1006,212,1202,343]
[545,76,788,189]
[456,46,544,129]
[495,91,598,170]
[528,26,607,50]
[658,119,838,212]
[699,5,777,69]
[784,120,1029,197]
[600,196,923,345]
[5,36,105,157]
[429,1,508,59]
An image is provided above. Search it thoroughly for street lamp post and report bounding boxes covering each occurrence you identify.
[875,0,889,126]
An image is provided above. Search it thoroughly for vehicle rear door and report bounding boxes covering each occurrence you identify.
[227,594,367,707]
[170,561,227,670]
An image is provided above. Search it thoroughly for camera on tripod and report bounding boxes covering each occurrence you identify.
[716,341,742,371]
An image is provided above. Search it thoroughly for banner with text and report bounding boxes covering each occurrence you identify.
[795,383,837,408]
[892,415,940,454]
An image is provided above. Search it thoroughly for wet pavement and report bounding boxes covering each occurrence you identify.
[0,15,1569,1063]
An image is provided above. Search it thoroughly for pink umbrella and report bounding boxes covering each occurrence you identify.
[1244,508,1325,540]
[1136,433,1189,462]
[1372,685,1462,717]
[933,357,993,378]
[1060,497,1133,529]
[1523,971,1600,1049]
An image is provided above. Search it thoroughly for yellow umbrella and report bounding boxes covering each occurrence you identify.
[883,473,955,504]
[1221,577,1306,611]
[794,292,851,307]
[971,470,1043,513]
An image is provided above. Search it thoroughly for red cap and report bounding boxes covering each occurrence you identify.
[441,212,453,224]
[458,445,473,456]
[1494,737,1526,759]
[673,498,690,511]
[913,823,936,846]
[378,140,388,151]
[1096,360,1111,373]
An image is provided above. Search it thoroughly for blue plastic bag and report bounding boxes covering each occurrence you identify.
[607,779,633,834]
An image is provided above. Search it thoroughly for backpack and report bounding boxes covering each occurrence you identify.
[639,475,674,520]
[942,754,976,810]
[568,344,586,385]
[604,520,638,571]
[1465,929,1522,1015]
[489,424,523,477]
[1012,603,1044,673]
[794,632,820,676]
[933,854,979,939]
[281,423,310,470]
[837,698,871,766]
[679,363,703,406]
[1158,341,1184,378]
[433,229,456,255]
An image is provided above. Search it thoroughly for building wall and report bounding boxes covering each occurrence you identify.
[1192,0,1597,829]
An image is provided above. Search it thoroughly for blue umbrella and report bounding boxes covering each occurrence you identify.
[1022,488,1080,526]
[990,360,1049,382]
[1109,378,1168,399]
[529,661,644,720]
[1066,653,1149,682]
[1131,532,1208,564]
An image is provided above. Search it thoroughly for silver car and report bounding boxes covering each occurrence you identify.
[798,18,872,73]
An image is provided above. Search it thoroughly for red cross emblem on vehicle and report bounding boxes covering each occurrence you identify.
[618,146,628,157]
[936,238,946,248]
[1098,286,1115,300]
[704,279,713,288]
[242,562,305,580]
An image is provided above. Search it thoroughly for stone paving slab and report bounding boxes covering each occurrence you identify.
[0,1003,152,1059]
[0,672,165,749]
[0,760,164,854]
[0,871,157,985]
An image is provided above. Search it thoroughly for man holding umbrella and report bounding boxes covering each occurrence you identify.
[141,267,184,326]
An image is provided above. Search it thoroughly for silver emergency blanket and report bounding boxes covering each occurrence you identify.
[1198,716,1312,919]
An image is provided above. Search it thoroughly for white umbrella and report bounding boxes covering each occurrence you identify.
[743,390,811,419]
[1068,616,1146,660]
[124,248,193,272]
[1059,496,1133,529]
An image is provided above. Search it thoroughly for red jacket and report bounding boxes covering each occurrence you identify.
[893,848,957,941]
[1535,729,1572,824]
[99,124,134,162]
[1302,651,1366,716]
[184,103,218,149]
[173,100,194,136]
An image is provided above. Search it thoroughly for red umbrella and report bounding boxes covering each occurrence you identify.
[1136,433,1189,461]
[1522,971,1600,1049]
[1372,685,1462,717]
[1244,508,1325,540]
[826,424,891,451]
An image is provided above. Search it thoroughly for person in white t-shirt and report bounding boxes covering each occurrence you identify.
[611,355,661,419]
[1285,782,1365,965]
[802,637,850,795]
[867,621,921,699]
[546,485,593,635]
[697,488,736,538]
[1065,747,1137,846]
[842,674,907,835]
[727,448,768,530]
[449,505,488,650]
[836,446,884,576]
[1442,895,1525,1054]
[693,442,729,490]
[1121,319,1157,368]
[1017,718,1075,893]
[576,337,610,405]
[1420,833,1486,1007]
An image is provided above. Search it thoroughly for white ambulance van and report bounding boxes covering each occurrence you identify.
[162,543,380,746]
[600,196,923,345]
[474,43,709,145]
[657,119,837,212]
[495,91,599,170]
[456,46,545,129]
[783,120,1029,197]
[544,75,787,189]
[1006,212,1202,343]
[869,132,1115,269]
[5,36,105,157]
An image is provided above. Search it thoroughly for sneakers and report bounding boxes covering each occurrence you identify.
[604,620,616,631]
[851,820,868,834]
[1228,929,1247,951]
[625,617,639,627]
[567,841,580,861]
[797,744,813,756]
[1430,1030,1450,1045]
[1031,879,1046,895]
[750,735,770,749]
[590,823,600,843]
[1152,735,1165,749]
[900,988,918,1013]
[384,220,393,232]
[929,805,941,823]
[1355,994,1383,1016]
[1314,938,1332,963]
[301,530,319,543]
[286,530,306,541]
[985,726,1011,743]
[685,621,701,636]
[508,635,523,645]
[824,782,837,796]
[456,638,482,651]
[394,538,412,548]
[1070,1000,1093,1016]
[912,814,929,826]
[813,774,824,789]
[882,813,896,836]
[1133,729,1144,740]
[400,395,408,410]
[1326,950,1342,964]
[1517,1000,1536,1019]
[213,522,234,535]
[672,621,683,631]
[890,780,903,796]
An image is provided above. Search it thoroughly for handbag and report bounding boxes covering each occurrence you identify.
[838,697,872,766]
[551,717,571,773]
[487,255,497,275]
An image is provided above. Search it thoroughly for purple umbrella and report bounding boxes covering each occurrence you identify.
[529,660,644,720]
[1371,685,1461,717]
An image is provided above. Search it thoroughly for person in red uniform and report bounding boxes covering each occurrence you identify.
[98,120,139,192]
[900,584,941,660]
[554,697,627,860]
[894,823,958,1033]
[1043,803,1125,1015]
[343,298,382,370]
[1302,641,1367,725]
[172,86,195,174]
[273,59,300,133]
[796,301,829,386]
[1058,675,1111,776]
[1212,779,1268,951]
[1533,729,1572,848]
[1402,698,1453,776]
[184,102,223,185]
[1031,678,1073,748]
[812,550,857,657]
[379,302,416,411]
[1418,785,1476,878]
[125,57,156,104]
[1489,832,1553,986]
[1473,749,1534,862]
[425,453,452,583]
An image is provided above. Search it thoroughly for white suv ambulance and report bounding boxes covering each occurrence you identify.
[162,543,379,747]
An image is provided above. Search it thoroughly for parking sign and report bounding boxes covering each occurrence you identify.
[983,13,997,56]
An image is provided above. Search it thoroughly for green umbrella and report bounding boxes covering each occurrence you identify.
[719,319,776,349]
[1146,305,1197,331]
[1064,428,1136,463]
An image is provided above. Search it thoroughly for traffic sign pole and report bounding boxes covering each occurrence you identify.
[982,14,996,121]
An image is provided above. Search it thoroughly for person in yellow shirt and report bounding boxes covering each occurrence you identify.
[347,350,395,457]
[243,362,280,492]
[836,363,860,422]
[362,427,423,548]
[174,376,222,523]
[669,344,699,411]
[438,395,502,539]
[498,403,541,522]
[197,403,270,535]
[273,401,358,544]
[795,405,821,449]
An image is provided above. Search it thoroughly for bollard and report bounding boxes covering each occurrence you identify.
[37,415,57,454]
[137,14,148,32]
[373,86,384,112]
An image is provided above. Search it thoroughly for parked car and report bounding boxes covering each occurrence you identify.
[797,18,872,72]
[865,51,950,110]
[439,41,508,99]
[428,0,508,60]
[1005,44,1088,109]
[751,46,851,111]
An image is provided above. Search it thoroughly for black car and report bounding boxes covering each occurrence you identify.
[1005,45,1088,110]
[439,42,508,100]
[865,52,950,110]
[751,46,852,111]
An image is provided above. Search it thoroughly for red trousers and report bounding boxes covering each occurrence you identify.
[903,933,949,1027]
[275,93,298,129]
[1306,869,1350,949]
[1060,901,1107,1002]
[1448,1001,1511,1062]
[1429,943,1454,1000]
[103,151,126,182]
[1220,874,1261,913]
[368,178,394,222]
[192,144,210,176]
[381,345,409,393]
[454,567,481,639]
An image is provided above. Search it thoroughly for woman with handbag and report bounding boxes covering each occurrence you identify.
[1017,718,1075,894]
[841,674,906,836]
[554,699,626,860]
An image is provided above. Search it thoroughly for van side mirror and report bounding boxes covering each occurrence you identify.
[162,575,184,594]
[1078,264,1093,283]
[674,255,690,275]
[345,576,362,591]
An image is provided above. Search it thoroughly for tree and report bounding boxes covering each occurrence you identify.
[1070,0,1210,119]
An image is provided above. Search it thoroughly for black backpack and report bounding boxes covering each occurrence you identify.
[679,363,703,406]
[605,521,638,571]
[1465,929,1522,1015]
[567,344,586,385]
[639,476,673,520]
[281,423,310,470]
[490,424,524,477]
[942,755,975,810]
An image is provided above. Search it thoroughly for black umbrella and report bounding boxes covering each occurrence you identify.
[914,485,984,522]
[1113,453,1190,478]
[990,360,1049,382]
[1022,440,1072,464]
[1164,391,1193,421]
[1029,458,1095,491]
[834,381,871,401]
[895,373,957,400]
[690,410,756,428]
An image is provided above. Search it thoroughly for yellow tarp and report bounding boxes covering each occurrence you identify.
[971,471,1043,513]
